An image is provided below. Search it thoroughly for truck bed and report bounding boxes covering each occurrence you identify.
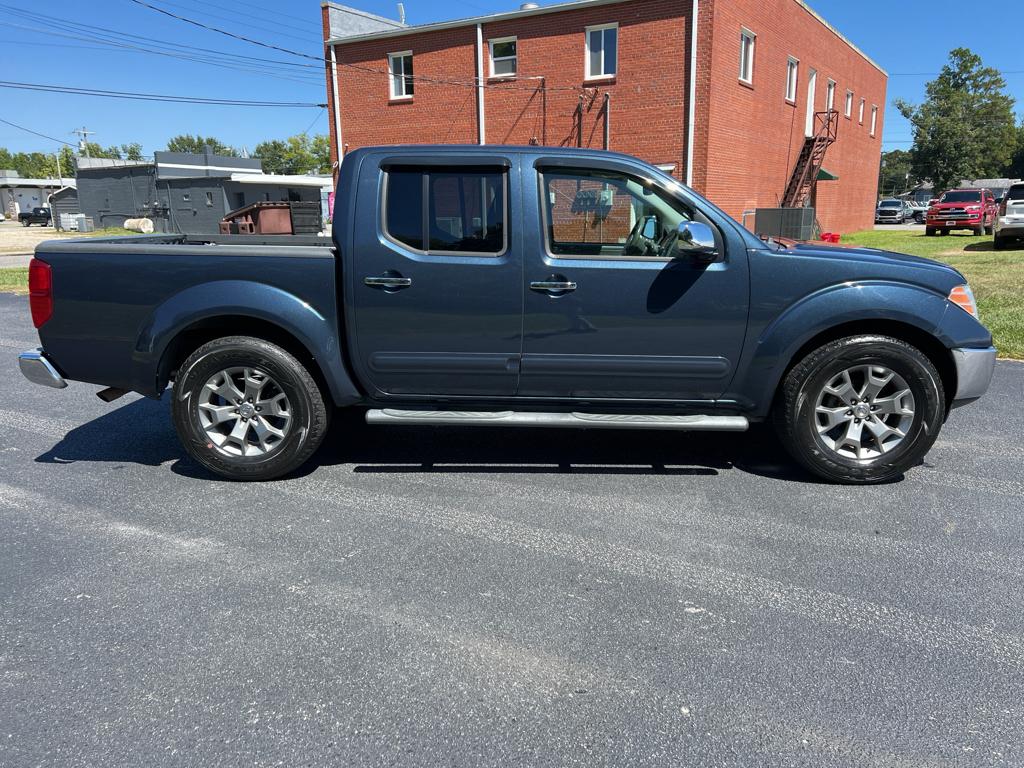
[34,233,340,397]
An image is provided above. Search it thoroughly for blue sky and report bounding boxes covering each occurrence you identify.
[0,0,1021,157]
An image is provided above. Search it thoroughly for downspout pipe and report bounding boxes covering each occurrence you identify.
[685,0,699,187]
[476,24,486,144]
[329,44,343,172]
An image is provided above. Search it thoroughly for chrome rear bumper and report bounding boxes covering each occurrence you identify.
[951,346,997,405]
[18,348,67,389]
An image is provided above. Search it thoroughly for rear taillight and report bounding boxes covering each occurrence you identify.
[28,258,52,328]
[1000,200,1007,216]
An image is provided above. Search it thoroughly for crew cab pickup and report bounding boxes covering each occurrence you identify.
[18,207,51,227]
[925,189,998,236]
[18,146,997,483]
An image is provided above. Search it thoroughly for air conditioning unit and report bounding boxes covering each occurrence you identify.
[754,207,816,240]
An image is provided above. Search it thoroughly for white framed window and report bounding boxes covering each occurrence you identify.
[870,105,878,137]
[489,36,517,77]
[858,97,865,124]
[739,28,755,84]
[826,79,836,112]
[388,51,414,99]
[585,23,617,80]
[785,57,799,102]
[844,89,853,118]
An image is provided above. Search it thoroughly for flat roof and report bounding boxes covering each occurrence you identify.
[0,178,74,187]
[229,173,333,187]
[326,0,885,76]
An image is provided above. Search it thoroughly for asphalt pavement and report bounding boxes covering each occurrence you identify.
[1,292,1023,767]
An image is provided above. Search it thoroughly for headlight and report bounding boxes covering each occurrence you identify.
[948,284,978,319]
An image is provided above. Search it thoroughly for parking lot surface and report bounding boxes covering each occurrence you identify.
[1,292,1023,767]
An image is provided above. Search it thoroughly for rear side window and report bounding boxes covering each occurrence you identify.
[383,168,507,255]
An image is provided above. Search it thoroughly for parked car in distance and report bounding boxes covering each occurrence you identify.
[906,201,928,224]
[18,145,997,485]
[875,198,910,224]
[926,189,998,236]
[994,182,1024,250]
[18,207,51,227]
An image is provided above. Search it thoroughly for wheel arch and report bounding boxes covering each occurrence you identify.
[770,319,957,414]
[132,280,361,406]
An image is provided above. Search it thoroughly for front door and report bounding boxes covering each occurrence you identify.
[520,159,749,402]
[348,154,523,398]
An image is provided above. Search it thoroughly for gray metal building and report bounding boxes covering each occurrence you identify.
[75,150,329,233]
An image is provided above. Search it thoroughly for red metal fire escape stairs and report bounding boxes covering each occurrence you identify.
[781,110,839,208]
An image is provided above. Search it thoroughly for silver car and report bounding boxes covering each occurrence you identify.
[994,183,1024,249]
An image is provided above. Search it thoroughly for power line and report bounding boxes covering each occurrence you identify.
[0,116,76,147]
[0,80,326,107]
[0,7,322,70]
[128,0,322,61]
[141,0,321,46]
[128,0,588,94]
[889,70,1024,77]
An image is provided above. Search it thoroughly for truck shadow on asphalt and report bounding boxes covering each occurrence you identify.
[34,397,820,484]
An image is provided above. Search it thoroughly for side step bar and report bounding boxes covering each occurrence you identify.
[365,409,748,431]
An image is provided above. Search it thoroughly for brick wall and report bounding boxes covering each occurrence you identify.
[699,0,887,233]
[324,0,885,234]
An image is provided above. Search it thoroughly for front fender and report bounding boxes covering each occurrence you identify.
[132,279,361,405]
[730,281,949,417]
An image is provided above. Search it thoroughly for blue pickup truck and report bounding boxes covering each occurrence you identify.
[18,145,996,483]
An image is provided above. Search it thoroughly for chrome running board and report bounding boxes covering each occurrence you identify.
[365,409,749,431]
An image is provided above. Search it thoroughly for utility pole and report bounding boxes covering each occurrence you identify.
[54,151,63,186]
[72,127,95,158]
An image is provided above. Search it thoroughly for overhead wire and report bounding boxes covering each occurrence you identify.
[0,116,77,147]
[0,80,325,107]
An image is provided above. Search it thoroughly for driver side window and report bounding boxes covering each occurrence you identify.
[540,168,701,259]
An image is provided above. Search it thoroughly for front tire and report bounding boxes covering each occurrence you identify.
[171,336,329,481]
[774,335,945,484]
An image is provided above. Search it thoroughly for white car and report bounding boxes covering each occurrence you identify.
[994,183,1024,250]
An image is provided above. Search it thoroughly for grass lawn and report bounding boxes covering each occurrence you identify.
[0,267,28,295]
[843,230,1023,359]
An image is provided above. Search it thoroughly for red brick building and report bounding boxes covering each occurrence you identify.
[321,0,886,234]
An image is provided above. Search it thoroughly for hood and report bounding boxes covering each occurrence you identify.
[779,240,965,289]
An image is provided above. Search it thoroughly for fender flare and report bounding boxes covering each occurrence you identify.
[731,281,949,417]
[132,279,361,405]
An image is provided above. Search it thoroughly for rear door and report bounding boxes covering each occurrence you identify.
[519,157,750,401]
[347,153,523,398]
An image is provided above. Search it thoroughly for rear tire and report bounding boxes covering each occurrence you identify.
[994,235,1006,250]
[940,229,949,236]
[171,336,330,481]
[773,335,944,484]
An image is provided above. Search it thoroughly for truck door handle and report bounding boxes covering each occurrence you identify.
[530,280,577,293]
[364,275,412,289]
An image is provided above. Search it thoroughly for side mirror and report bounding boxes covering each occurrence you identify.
[676,221,717,261]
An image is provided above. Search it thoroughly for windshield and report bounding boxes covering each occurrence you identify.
[939,191,982,203]
[878,200,901,208]
[1007,186,1024,202]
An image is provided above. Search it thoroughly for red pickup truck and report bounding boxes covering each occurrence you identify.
[925,189,997,236]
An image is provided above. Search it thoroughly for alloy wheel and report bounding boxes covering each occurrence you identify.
[197,367,292,457]
[813,364,916,461]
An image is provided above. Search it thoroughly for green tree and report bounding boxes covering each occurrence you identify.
[878,149,918,197]
[166,134,238,156]
[253,134,330,175]
[895,48,1017,193]
[1007,121,1024,179]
